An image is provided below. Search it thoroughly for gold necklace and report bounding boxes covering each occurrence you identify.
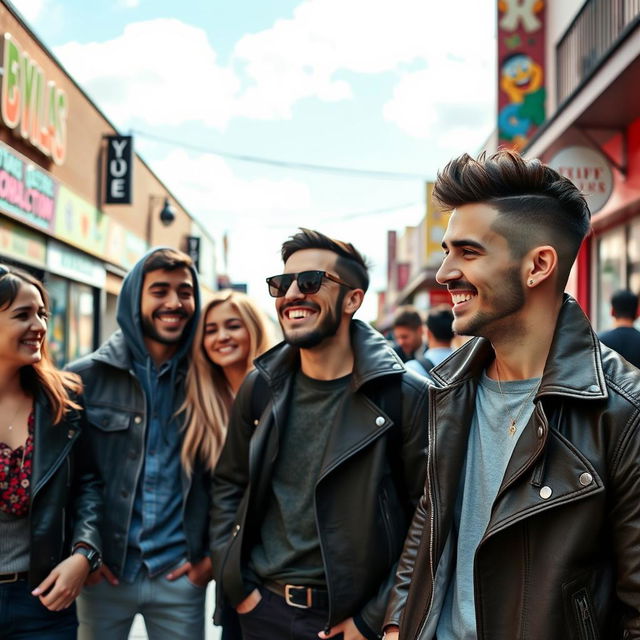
[494,360,540,437]
[5,401,24,432]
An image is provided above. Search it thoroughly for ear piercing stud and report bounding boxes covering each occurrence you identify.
[528,279,534,285]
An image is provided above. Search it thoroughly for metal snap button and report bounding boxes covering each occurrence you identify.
[539,486,552,500]
[536,426,544,438]
[579,472,593,486]
[134,416,142,424]
[392,363,402,370]
[375,416,385,427]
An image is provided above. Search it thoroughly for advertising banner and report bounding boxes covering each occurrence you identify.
[0,218,46,266]
[425,181,449,267]
[497,0,546,150]
[55,185,108,255]
[0,139,57,231]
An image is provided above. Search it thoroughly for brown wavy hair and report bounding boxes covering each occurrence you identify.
[180,290,274,473]
[0,265,81,423]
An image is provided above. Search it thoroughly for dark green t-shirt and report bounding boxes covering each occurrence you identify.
[249,369,352,586]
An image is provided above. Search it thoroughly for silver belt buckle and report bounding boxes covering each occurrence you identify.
[284,584,311,609]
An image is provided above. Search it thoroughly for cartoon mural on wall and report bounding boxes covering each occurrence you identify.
[498,0,546,150]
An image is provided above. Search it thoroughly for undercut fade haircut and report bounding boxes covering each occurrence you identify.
[281,228,370,292]
[433,150,591,291]
[393,306,422,330]
[142,248,193,275]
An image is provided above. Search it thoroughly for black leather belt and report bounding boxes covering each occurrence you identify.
[0,572,28,584]
[264,580,329,609]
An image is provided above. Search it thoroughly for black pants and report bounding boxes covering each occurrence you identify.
[238,586,338,640]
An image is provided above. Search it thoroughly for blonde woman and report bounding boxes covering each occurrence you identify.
[182,290,274,639]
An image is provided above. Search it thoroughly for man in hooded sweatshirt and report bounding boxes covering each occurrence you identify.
[67,248,212,639]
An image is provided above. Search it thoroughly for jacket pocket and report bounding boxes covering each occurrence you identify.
[85,406,133,432]
[572,588,599,640]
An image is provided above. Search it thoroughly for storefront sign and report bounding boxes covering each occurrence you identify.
[55,185,108,256]
[105,135,133,204]
[425,181,449,267]
[548,145,613,214]
[0,33,68,165]
[0,218,46,267]
[0,139,57,231]
[497,1,546,150]
[185,235,200,272]
[47,240,106,289]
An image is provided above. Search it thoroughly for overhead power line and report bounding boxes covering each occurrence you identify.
[132,129,428,182]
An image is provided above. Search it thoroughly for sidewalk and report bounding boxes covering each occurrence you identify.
[128,583,221,640]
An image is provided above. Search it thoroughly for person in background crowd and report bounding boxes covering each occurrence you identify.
[0,264,102,639]
[181,289,274,640]
[383,151,640,639]
[210,228,429,640]
[598,288,640,369]
[406,305,454,378]
[69,248,211,640]
[391,306,425,362]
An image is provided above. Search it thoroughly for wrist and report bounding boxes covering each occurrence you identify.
[72,545,102,573]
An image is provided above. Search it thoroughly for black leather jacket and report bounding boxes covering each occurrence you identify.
[67,331,211,577]
[210,320,430,636]
[385,296,640,639]
[28,393,102,587]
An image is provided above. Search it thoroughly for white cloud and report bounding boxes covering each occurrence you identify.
[54,19,239,129]
[11,0,47,23]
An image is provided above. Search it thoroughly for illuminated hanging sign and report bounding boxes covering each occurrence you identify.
[0,33,68,165]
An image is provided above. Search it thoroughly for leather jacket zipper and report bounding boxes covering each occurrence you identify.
[380,489,394,565]
[574,590,597,640]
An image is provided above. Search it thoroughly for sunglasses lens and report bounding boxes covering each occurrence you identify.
[267,274,292,297]
[297,271,323,295]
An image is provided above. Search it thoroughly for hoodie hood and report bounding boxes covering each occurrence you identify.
[116,246,201,366]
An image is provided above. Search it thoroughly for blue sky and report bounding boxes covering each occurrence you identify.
[13,0,497,320]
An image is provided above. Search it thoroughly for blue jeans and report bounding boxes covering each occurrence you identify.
[76,568,207,640]
[0,579,77,639]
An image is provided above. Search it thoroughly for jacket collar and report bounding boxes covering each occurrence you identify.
[430,295,608,401]
[254,319,405,389]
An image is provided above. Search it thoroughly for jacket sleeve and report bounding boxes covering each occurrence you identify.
[69,404,103,555]
[209,370,260,581]
[358,373,430,635]
[610,413,640,637]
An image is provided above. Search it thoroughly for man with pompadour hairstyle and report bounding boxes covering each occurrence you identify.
[211,228,429,640]
[383,151,640,640]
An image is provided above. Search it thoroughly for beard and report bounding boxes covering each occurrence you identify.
[281,290,346,349]
[141,313,188,345]
[454,264,525,338]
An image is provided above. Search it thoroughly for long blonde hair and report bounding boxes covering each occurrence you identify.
[180,290,274,473]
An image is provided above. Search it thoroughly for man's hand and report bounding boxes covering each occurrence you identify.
[85,563,119,586]
[383,626,400,640]
[166,556,213,588]
[236,588,262,614]
[318,617,366,639]
[32,554,91,611]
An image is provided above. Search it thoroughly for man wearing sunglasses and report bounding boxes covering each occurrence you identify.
[210,228,429,640]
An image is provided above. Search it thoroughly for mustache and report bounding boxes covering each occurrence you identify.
[154,309,189,319]
[447,282,477,293]
[280,301,321,315]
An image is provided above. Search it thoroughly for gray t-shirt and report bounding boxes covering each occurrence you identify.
[0,509,29,573]
[250,370,351,586]
[436,371,540,639]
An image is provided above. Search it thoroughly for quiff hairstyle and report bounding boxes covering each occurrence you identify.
[433,150,591,291]
[393,306,422,330]
[281,228,370,292]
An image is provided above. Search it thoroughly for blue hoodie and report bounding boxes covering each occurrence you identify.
[115,248,201,581]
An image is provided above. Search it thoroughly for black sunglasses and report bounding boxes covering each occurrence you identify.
[266,270,356,298]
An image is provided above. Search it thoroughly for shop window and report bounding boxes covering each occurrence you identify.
[46,275,68,368]
[597,228,626,331]
[68,283,96,363]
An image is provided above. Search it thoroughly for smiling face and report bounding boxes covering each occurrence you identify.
[0,282,48,368]
[436,203,526,339]
[202,300,251,372]
[276,248,349,349]
[140,267,195,345]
